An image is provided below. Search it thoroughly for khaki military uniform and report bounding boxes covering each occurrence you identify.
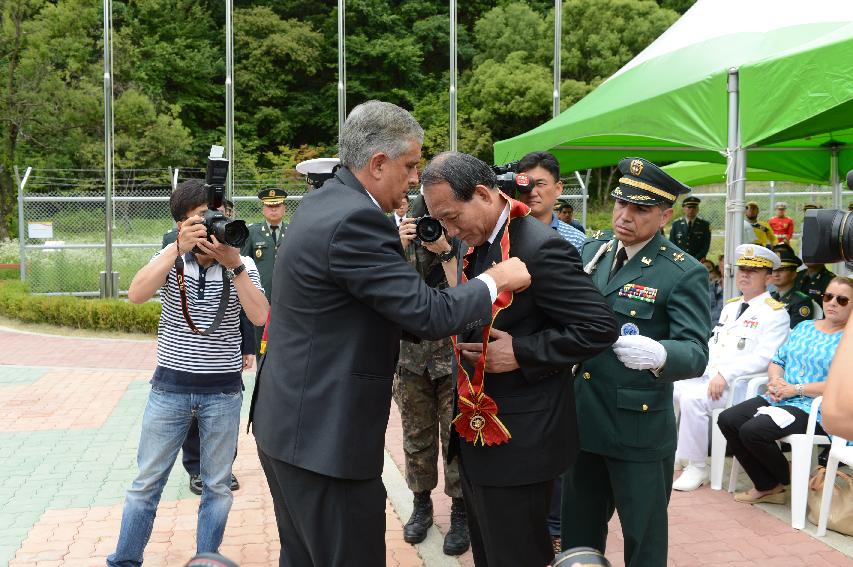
[392,241,461,498]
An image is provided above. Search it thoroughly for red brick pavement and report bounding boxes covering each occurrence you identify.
[4,327,853,566]
[0,329,157,371]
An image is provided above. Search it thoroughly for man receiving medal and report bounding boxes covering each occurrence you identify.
[421,152,618,567]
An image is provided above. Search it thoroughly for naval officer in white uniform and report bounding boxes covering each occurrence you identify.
[672,244,790,491]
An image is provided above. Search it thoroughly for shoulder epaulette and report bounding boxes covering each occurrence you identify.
[765,297,786,310]
[726,296,742,304]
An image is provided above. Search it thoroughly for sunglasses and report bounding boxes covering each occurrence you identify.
[823,292,850,307]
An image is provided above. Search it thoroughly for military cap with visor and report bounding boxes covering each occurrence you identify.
[611,157,691,206]
[735,243,781,270]
[682,196,701,207]
[296,157,341,189]
[258,187,287,205]
[772,244,803,269]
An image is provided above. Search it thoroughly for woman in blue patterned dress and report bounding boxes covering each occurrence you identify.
[718,276,853,504]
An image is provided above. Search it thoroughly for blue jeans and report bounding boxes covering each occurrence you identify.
[107,388,242,567]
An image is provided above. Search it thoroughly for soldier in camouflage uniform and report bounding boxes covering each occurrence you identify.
[394,195,469,556]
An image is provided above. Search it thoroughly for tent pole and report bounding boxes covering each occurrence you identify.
[830,146,845,275]
[724,68,745,301]
[768,181,775,213]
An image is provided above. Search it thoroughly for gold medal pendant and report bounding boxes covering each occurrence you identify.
[255,249,263,259]
[470,414,485,431]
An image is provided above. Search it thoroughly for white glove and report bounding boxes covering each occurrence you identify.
[613,335,667,371]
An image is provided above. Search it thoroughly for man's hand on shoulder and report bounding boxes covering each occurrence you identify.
[484,257,531,294]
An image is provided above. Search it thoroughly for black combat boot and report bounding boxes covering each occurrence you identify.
[403,490,433,544]
[442,497,470,555]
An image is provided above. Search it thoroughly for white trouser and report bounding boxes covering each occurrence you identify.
[673,375,728,464]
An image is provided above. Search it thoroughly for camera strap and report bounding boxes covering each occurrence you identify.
[174,255,230,336]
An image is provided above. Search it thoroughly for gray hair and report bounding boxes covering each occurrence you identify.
[339,101,424,170]
[421,151,496,202]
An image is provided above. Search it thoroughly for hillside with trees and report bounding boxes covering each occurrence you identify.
[0,0,693,238]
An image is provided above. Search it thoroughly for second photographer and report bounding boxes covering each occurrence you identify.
[108,178,268,566]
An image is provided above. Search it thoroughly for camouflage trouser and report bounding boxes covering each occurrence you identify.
[392,367,461,498]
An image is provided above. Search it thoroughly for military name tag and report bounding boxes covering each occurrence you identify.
[618,283,658,303]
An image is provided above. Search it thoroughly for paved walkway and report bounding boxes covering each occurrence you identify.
[1,326,853,566]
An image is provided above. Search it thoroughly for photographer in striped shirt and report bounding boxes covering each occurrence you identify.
[108,179,268,567]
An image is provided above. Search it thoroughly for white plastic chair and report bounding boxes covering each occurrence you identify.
[726,383,830,530]
[816,431,853,536]
[710,373,768,490]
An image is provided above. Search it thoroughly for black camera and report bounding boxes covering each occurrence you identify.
[413,215,444,244]
[492,161,535,196]
[197,146,249,252]
[801,169,853,267]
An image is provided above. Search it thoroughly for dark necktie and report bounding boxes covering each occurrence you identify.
[608,247,628,282]
[737,301,749,319]
[270,225,279,244]
[687,220,693,232]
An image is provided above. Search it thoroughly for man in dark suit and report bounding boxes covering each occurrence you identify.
[421,152,620,567]
[250,101,531,567]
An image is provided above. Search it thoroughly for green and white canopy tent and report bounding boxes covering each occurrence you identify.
[661,162,824,188]
[494,0,853,294]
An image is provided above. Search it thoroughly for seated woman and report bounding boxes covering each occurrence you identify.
[717,276,853,504]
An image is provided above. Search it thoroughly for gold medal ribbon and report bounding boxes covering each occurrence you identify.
[451,195,529,446]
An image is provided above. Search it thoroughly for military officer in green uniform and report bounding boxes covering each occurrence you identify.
[668,195,711,260]
[771,244,815,328]
[561,157,711,566]
[796,262,835,307]
[241,188,287,355]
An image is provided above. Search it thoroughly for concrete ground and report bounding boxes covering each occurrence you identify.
[1,325,852,566]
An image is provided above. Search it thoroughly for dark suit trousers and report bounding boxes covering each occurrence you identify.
[257,447,385,567]
[561,450,674,567]
[460,458,553,567]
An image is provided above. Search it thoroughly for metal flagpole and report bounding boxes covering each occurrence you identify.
[338,0,347,141]
[552,0,561,118]
[225,0,234,200]
[724,68,746,300]
[103,0,116,297]
[449,0,457,151]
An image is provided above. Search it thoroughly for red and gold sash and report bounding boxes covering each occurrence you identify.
[259,312,271,355]
[451,195,529,446]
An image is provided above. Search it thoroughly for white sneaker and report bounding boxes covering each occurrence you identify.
[673,465,708,492]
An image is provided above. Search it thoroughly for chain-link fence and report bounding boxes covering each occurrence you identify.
[15,166,589,295]
[684,180,844,261]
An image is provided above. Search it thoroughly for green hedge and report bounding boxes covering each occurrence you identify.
[0,281,161,334]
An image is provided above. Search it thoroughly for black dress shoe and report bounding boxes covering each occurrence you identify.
[443,497,470,555]
[403,491,433,544]
[230,473,240,491]
[189,474,202,495]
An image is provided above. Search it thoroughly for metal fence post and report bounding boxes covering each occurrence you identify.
[14,166,32,282]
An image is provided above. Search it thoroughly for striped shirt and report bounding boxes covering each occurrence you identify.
[765,320,843,416]
[550,213,586,250]
[151,248,263,393]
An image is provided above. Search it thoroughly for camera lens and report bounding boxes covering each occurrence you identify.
[802,209,853,264]
[415,216,443,243]
[221,219,249,248]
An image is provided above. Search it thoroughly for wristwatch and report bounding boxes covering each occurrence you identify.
[438,248,456,263]
[224,263,246,281]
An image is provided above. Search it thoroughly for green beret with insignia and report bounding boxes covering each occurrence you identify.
[611,157,691,206]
